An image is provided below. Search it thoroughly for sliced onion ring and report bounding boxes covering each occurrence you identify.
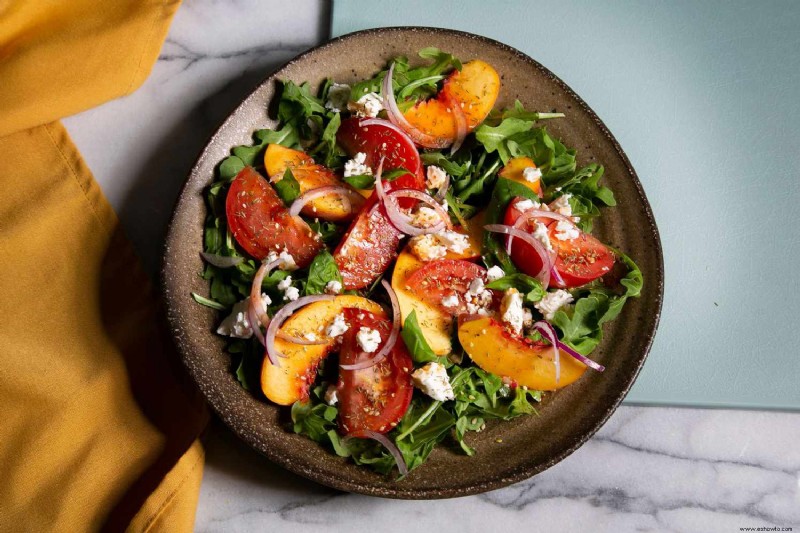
[508,208,573,253]
[200,252,243,268]
[484,224,552,289]
[276,331,329,346]
[340,280,400,370]
[265,295,335,365]
[382,189,450,236]
[382,63,451,149]
[533,320,561,384]
[289,185,363,217]
[345,431,408,476]
[249,259,282,354]
[533,321,605,373]
[447,94,468,155]
[373,157,444,236]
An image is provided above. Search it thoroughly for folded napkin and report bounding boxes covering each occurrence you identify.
[0,1,208,531]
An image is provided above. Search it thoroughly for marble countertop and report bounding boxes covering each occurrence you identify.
[62,1,800,531]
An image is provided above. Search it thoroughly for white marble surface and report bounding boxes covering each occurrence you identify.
[62,1,800,531]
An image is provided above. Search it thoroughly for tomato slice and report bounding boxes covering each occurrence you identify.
[406,259,487,314]
[502,196,614,288]
[333,118,427,289]
[226,166,322,267]
[336,308,413,436]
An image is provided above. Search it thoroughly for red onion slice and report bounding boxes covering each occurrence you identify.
[508,209,573,252]
[533,321,605,373]
[387,189,452,229]
[200,252,243,268]
[432,171,450,202]
[533,320,561,383]
[289,185,363,217]
[340,280,400,370]
[361,430,408,476]
[447,95,468,155]
[550,265,566,287]
[382,63,451,149]
[374,158,445,236]
[484,224,552,289]
[265,295,335,365]
[249,259,283,354]
[276,331,329,346]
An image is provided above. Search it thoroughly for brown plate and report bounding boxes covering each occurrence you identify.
[162,27,663,498]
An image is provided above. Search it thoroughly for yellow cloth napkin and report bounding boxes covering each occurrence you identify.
[0,1,209,531]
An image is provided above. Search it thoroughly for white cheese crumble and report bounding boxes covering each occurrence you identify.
[411,362,455,401]
[283,286,299,301]
[468,277,485,296]
[500,288,525,335]
[437,230,470,254]
[464,283,493,316]
[535,289,574,321]
[356,327,382,353]
[324,385,339,406]
[523,308,534,330]
[216,295,270,339]
[324,83,351,113]
[277,276,292,291]
[411,206,441,228]
[554,220,580,241]
[408,229,471,261]
[266,249,298,270]
[532,221,554,252]
[304,332,318,341]
[326,313,349,337]
[324,280,343,294]
[352,92,384,117]
[523,166,543,182]
[486,265,505,282]
[426,165,448,190]
[515,198,541,212]
[550,193,573,216]
[343,152,372,178]
[441,293,460,308]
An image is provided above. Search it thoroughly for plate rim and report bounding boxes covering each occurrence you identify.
[162,25,664,499]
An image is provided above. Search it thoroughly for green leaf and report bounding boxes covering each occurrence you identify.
[343,174,374,189]
[305,250,342,296]
[475,117,532,163]
[382,167,413,181]
[219,156,245,180]
[486,273,544,303]
[401,310,439,364]
[191,292,227,311]
[420,152,469,177]
[307,219,344,247]
[255,123,301,149]
[274,168,301,205]
[481,177,540,271]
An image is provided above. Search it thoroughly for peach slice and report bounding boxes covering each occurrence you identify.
[444,210,485,261]
[498,157,543,197]
[403,60,500,142]
[391,249,453,356]
[458,316,586,391]
[264,144,364,222]
[260,295,385,405]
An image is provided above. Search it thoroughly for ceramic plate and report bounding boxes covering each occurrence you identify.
[162,27,663,498]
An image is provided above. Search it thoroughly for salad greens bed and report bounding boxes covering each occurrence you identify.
[193,48,642,477]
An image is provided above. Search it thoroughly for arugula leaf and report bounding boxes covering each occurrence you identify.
[232,340,262,392]
[343,174,374,189]
[278,80,328,126]
[219,156,245,180]
[501,100,565,122]
[273,168,301,205]
[310,111,343,168]
[305,250,342,296]
[475,117,533,162]
[191,292,227,311]
[401,311,439,364]
[486,273,545,303]
[420,152,469,177]
[382,167,413,181]
[307,219,344,247]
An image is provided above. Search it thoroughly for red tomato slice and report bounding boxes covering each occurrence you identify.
[406,259,487,314]
[333,118,427,289]
[502,196,614,288]
[337,308,413,437]
[226,166,322,267]
[337,117,422,178]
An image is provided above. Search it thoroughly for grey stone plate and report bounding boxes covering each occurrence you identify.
[162,27,663,499]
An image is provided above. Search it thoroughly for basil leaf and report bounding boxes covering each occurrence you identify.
[305,250,342,296]
[401,310,439,364]
[274,168,301,205]
[343,174,374,189]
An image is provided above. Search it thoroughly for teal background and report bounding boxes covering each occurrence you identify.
[332,0,800,409]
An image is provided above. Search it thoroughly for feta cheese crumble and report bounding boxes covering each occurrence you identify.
[356,327,382,353]
[324,385,338,406]
[277,276,292,291]
[324,280,343,294]
[343,152,372,178]
[411,362,455,401]
[266,249,298,270]
[426,165,448,190]
[325,313,349,337]
[550,193,573,216]
[437,230,470,254]
[408,229,471,261]
[486,265,505,282]
[468,277,485,296]
[324,83,351,113]
[216,295,270,339]
[441,293,459,308]
[283,286,299,302]
[534,289,574,321]
[523,166,543,182]
[411,206,441,228]
[532,221,554,252]
[515,198,541,212]
[354,92,384,117]
[500,288,525,335]
[554,220,580,241]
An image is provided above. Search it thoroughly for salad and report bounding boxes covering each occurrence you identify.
[194,48,643,477]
